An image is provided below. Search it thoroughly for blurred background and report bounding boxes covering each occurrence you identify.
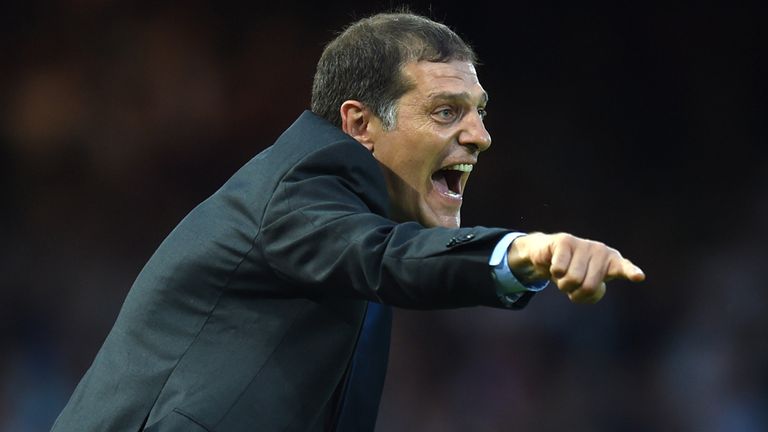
[1,1,766,431]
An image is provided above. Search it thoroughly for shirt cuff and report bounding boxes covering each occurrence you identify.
[489,232,549,306]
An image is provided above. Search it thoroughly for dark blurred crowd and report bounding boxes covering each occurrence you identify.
[1,2,766,431]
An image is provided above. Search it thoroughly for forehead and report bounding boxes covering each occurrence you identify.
[401,60,487,104]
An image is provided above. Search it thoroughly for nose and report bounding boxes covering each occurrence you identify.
[458,111,492,153]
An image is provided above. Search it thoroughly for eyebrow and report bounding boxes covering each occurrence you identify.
[427,90,489,106]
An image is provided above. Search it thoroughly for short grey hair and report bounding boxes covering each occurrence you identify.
[311,11,477,131]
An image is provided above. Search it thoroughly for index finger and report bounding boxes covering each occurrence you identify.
[606,257,645,282]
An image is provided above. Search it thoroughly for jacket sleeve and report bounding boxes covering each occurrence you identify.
[259,139,532,310]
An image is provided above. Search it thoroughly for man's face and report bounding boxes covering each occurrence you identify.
[369,60,491,228]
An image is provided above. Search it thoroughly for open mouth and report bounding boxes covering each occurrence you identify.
[431,163,473,198]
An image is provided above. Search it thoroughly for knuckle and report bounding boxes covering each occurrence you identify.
[549,260,567,272]
[556,278,576,291]
[550,262,566,273]
[558,275,580,288]
[584,239,604,252]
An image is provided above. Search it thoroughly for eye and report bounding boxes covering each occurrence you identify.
[477,107,488,119]
[433,106,458,123]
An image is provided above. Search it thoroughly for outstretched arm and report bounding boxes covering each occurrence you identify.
[507,233,645,304]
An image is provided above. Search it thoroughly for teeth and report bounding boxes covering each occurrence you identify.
[444,163,473,172]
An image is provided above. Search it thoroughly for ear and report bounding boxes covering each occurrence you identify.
[340,100,376,152]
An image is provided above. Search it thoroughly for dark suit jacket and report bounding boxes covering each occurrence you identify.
[51,111,532,431]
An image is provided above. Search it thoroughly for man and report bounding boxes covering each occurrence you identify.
[52,11,644,432]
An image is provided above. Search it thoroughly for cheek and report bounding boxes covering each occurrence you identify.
[381,131,447,187]
[401,156,433,188]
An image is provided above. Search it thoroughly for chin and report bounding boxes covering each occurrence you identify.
[423,214,461,229]
[419,198,463,228]
[440,217,461,228]
[409,202,462,228]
